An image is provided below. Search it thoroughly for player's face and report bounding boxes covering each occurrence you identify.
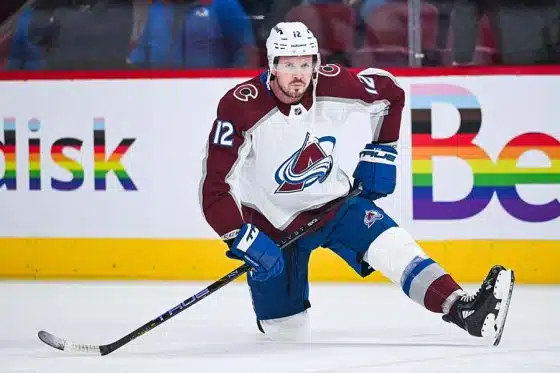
[274,56,314,99]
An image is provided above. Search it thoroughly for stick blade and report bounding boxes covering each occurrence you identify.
[38,330,102,355]
[38,330,65,351]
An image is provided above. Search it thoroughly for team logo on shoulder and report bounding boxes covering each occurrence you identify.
[274,132,335,194]
[233,84,258,102]
[364,210,383,228]
[318,64,341,77]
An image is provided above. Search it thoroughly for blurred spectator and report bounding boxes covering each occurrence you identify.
[353,1,438,67]
[0,1,31,68]
[128,0,257,69]
[445,0,499,64]
[493,0,560,65]
[446,0,560,65]
[358,0,388,22]
[6,0,135,70]
[303,0,349,3]
[302,0,388,24]
[239,0,301,67]
[238,0,274,44]
[0,2,28,24]
[424,0,453,64]
[285,1,357,66]
[2,0,558,70]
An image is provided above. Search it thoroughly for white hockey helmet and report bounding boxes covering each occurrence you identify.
[265,22,320,87]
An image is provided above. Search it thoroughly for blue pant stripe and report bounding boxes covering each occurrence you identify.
[402,258,435,296]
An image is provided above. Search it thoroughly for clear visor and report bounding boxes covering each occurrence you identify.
[271,55,318,74]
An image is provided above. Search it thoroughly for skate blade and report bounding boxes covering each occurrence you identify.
[481,269,515,346]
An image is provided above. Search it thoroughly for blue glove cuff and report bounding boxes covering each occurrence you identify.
[359,143,397,163]
[353,143,398,199]
[229,224,283,273]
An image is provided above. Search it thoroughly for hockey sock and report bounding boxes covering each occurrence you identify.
[364,227,466,314]
[401,257,465,314]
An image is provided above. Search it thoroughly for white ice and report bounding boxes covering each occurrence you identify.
[2,281,559,373]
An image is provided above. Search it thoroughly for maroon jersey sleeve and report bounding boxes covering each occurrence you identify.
[200,77,274,239]
[355,67,405,143]
[200,96,246,239]
[317,64,406,143]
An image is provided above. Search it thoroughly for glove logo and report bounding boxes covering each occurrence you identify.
[364,209,383,228]
[274,132,335,193]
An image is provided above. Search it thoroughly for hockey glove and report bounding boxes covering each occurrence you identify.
[352,143,397,200]
[226,224,284,282]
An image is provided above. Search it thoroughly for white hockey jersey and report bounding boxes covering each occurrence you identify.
[200,64,405,240]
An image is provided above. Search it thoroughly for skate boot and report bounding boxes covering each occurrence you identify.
[442,265,515,346]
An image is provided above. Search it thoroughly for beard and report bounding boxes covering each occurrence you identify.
[279,80,309,99]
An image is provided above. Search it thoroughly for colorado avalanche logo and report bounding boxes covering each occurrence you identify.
[274,132,335,194]
[364,210,383,228]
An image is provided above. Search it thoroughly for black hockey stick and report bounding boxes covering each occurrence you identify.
[38,187,362,355]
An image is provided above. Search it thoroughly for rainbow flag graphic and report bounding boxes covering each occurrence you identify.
[410,84,560,223]
[93,118,137,191]
[0,118,16,189]
[51,138,85,191]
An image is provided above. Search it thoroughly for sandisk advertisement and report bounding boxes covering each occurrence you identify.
[0,74,558,241]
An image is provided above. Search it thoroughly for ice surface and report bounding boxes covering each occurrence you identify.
[1,281,558,373]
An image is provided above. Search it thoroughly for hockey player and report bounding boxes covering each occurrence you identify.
[199,21,514,345]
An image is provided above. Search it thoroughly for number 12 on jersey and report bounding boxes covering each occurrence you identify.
[212,120,234,147]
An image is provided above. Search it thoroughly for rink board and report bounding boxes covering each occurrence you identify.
[0,67,559,283]
[0,238,558,284]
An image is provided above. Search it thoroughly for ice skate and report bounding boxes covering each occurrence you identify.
[443,265,515,346]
